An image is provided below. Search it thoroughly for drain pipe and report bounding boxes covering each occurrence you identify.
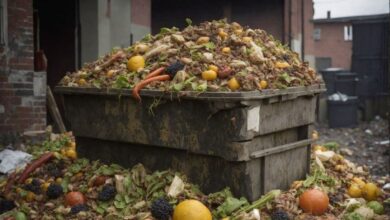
[301,0,305,61]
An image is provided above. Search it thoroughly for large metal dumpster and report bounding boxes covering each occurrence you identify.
[56,84,325,201]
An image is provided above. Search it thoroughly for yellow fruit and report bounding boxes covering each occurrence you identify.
[196,36,210,44]
[41,182,50,191]
[348,184,362,198]
[26,192,36,202]
[259,80,268,89]
[352,177,366,189]
[106,70,115,78]
[335,164,346,172]
[222,47,231,53]
[127,55,145,71]
[65,149,77,160]
[362,182,380,201]
[77,78,87,86]
[228,77,240,91]
[242,37,252,43]
[218,29,228,39]
[25,178,33,184]
[56,178,63,184]
[201,70,217,81]
[70,141,76,150]
[275,61,290,69]
[173,200,212,220]
[208,65,219,73]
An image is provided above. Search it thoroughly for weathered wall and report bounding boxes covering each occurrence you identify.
[80,0,132,63]
[313,22,352,70]
[131,0,151,42]
[0,0,46,141]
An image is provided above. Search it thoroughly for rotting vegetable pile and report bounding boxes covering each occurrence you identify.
[0,132,389,220]
[59,19,320,101]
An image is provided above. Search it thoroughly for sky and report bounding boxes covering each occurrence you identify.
[313,0,390,19]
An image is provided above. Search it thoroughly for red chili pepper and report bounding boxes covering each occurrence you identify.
[132,75,170,102]
[144,67,165,79]
[18,152,54,184]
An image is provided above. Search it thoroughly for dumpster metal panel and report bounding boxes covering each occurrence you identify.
[56,84,324,161]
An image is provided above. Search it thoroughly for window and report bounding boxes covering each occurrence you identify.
[0,0,6,45]
[313,28,321,41]
[344,25,352,41]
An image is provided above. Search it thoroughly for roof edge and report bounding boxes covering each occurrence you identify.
[312,13,389,24]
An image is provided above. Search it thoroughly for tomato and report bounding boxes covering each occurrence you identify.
[65,191,86,206]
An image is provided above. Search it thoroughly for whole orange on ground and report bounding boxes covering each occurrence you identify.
[299,189,329,215]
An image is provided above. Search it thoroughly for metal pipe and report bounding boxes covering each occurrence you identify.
[301,0,305,61]
[288,0,292,46]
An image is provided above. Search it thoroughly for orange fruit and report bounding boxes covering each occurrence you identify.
[201,70,217,81]
[275,61,290,69]
[222,47,231,53]
[259,80,268,89]
[208,65,219,73]
[299,189,329,215]
[228,77,240,91]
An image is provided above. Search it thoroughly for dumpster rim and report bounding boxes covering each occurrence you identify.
[55,83,325,101]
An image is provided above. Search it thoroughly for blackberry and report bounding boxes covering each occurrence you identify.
[24,179,42,194]
[165,62,184,78]
[97,185,116,201]
[0,199,16,214]
[70,204,88,214]
[271,209,290,220]
[46,183,63,199]
[46,163,63,178]
[151,198,173,220]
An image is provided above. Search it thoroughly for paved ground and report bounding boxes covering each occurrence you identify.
[315,117,389,180]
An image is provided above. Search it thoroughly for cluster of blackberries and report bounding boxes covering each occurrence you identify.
[97,185,116,201]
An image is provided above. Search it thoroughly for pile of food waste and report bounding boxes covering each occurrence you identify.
[59,19,320,101]
[0,131,388,220]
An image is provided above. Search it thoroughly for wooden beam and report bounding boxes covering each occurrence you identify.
[46,86,66,133]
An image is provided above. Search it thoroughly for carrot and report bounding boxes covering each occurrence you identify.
[18,152,54,184]
[132,75,170,102]
[144,67,165,79]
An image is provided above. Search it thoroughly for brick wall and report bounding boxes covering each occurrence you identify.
[0,0,46,142]
[312,22,352,69]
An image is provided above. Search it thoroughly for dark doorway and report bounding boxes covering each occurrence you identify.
[151,0,285,41]
[33,0,80,89]
[352,16,389,97]
[231,0,284,41]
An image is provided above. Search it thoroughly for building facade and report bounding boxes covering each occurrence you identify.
[0,0,46,141]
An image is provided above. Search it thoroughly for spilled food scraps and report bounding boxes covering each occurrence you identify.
[0,132,388,219]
